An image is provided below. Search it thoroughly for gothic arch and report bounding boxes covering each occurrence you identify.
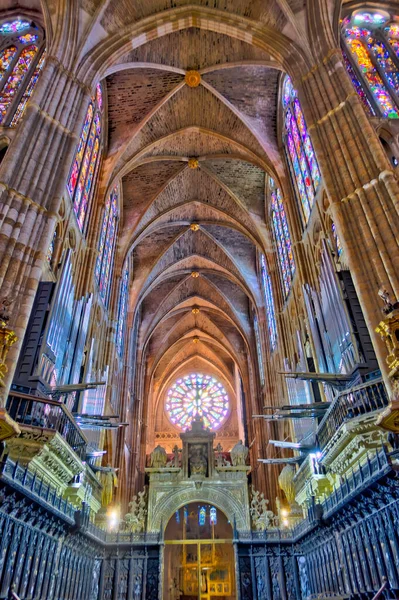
[147,482,250,533]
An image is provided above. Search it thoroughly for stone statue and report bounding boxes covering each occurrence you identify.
[167,445,180,468]
[189,444,207,477]
[278,464,296,505]
[95,464,118,507]
[378,286,399,314]
[134,575,142,600]
[124,487,147,533]
[169,577,182,600]
[150,445,167,468]
[230,439,248,466]
[250,485,275,531]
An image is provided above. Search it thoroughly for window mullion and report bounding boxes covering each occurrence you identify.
[6,44,42,126]
[366,33,399,108]
[341,44,378,116]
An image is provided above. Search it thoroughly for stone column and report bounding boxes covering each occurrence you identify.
[0,55,91,401]
[295,47,399,386]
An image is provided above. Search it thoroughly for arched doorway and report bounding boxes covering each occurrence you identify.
[163,502,236,600]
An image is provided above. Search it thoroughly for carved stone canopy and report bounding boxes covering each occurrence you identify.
[180,416,215,479]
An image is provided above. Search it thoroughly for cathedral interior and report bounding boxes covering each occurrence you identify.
[1,0,399,598]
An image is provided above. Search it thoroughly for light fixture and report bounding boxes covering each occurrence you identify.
[191,271,199,278]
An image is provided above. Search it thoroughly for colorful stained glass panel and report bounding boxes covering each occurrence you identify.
[11,51,45,125]
[0,20,30,34]
[166,373,229,431]
[270,184,296,298]
[342,49,375,116]
[116,262,129,356]
[0,45,37,124]
[95,187,118,304]
[260,255,277,350]
[283,77,320,224]
[346,38,398,118]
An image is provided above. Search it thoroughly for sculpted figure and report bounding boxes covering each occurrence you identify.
[189,444,207,477]
[125,487,147,533]
[150,445,167,468]
[167,445,181,468]
[250,485,275,531]
[230,439,248,466]
[95,464,118,507]
[278,464,296,506]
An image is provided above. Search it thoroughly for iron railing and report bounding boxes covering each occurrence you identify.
[317,378,388,450]
[0,456,76,521]
[6,391,87,459]
[322,447,392,518]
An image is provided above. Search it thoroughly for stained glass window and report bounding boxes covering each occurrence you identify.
[341,12,399,119]
[116,261,129,356]
[282,77,321,225]
[210,506,217,525]
[166,373,229,431]
[0,19,45,126]
[254,316,265,386]
[260,255,277,350]
[331,222,343,258]
[67,85,103,232]
[95,186,118,305]
[269,178,296,298]
[199,507,206,526]
[46,229,57,266]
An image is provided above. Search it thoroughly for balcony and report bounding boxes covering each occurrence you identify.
[317,378,389,451]
[6,391,87,459]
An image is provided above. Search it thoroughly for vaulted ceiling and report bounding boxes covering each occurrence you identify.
[103,34,282,405]
[16,0,346,428]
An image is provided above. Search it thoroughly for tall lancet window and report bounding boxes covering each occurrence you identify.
[341,11,399,119]
[254,315,265,386]
[282,76,321,225]
[0,18,46,126]
[269,178,296,297]
[116,260,129,356]
[68,83,103,231]
[95,185,118,305]
[260,254,277,351]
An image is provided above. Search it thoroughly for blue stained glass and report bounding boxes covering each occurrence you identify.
[166,373,229,431]
[95,187,119,305]
[283,77,321,224]
[116,261,129,356]
[175,510,180,524]
[184,506,188,524]
[254,316,265,386]
[260,255,277,350]
[199,506,206,526]
[68,85,102,232]
[342,19,399,119]
[270,180,296,298]
[210,506,217,525]
[332,222,343,258]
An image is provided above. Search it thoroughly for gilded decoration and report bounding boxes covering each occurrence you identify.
[0,319,17,391]
[185,71,201,88]
[188,158,199,169]
[376,306,399,432]
[0,407,20,441]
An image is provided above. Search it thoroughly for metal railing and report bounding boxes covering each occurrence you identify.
[6,391,87,459]
[0,456,76,521]
[317,378,388,450]
[322,447,392,518]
